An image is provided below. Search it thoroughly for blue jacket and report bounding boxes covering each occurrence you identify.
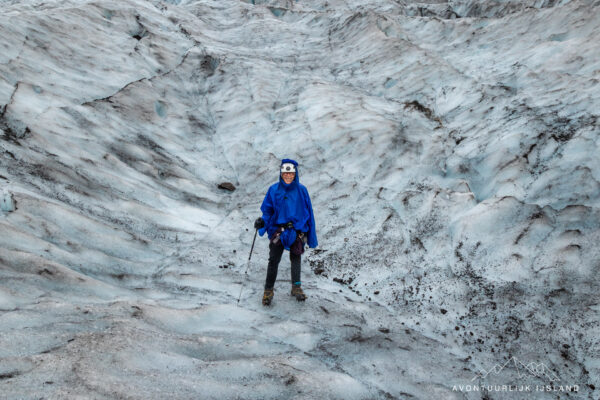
[258,159,318,250]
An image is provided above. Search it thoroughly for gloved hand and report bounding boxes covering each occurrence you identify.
[254,217,265,229]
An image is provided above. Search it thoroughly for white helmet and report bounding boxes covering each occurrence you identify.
[280,163,296,173]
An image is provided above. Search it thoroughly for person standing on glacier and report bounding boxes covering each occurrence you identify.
[254,159,318,306]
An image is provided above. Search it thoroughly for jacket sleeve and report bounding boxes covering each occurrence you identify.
[304,188,318,248]
[259,187,275,237]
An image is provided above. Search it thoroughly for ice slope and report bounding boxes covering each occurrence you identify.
[0,0,599,398]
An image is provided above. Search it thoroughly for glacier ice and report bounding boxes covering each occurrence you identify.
[0,0,599,398]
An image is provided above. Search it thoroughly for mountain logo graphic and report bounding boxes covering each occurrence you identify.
[472,357,560,382]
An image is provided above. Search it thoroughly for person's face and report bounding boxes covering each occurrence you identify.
[282,171,295,184]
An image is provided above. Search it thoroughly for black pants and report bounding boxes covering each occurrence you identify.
[264,241,301,290]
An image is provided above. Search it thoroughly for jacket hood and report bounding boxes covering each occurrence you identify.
[279,158,299,188]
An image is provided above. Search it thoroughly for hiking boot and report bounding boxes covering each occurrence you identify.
[262,288,274,306]
[290,285,306,302]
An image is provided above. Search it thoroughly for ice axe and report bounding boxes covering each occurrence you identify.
[237,227,258,305]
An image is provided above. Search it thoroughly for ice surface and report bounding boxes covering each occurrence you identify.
[0,0,599,398]
[0,189,15,212]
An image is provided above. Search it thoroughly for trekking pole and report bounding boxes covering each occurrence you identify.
[237,228,258,305]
